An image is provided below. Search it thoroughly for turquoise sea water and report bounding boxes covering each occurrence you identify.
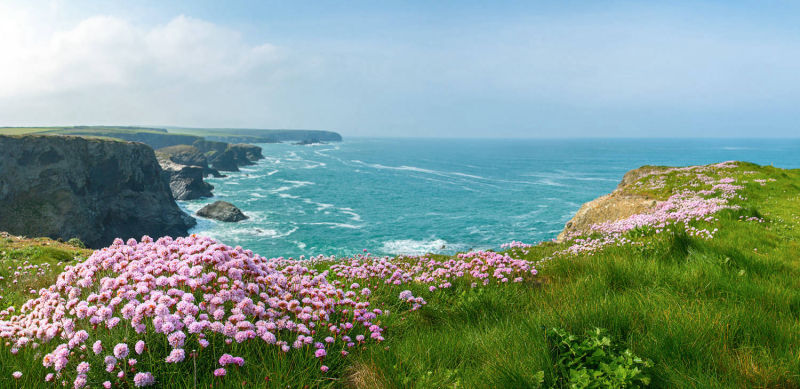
[180,138,799,258]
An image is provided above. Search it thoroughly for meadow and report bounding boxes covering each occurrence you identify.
[0,161,798,388]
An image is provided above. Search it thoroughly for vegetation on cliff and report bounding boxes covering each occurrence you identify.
[0,161,797,388]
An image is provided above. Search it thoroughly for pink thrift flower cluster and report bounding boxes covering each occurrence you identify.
[0,234,535,385]
[550,162,772,257]
[0,236,387,384]
[329,250,538,288]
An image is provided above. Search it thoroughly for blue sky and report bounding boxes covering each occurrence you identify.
[0,1,798,137]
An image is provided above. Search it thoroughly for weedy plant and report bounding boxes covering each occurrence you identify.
[547,327,652,388]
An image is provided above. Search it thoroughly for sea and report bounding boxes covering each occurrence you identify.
[179,138,800,258]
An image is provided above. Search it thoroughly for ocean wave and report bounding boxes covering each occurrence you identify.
[307,222,362,229]
[339,208,363,222]
[381,238,462,256]
[279,179,315,186]
[537,179,566,187]
[210,226,298,240]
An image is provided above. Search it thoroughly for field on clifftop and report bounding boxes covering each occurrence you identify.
[0,161,798,388]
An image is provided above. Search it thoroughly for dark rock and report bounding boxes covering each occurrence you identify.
[157,158,214,200]
[0,135,196,248]
[156,145,222,177]
[230,143,264,162]
[192,140,264,172]
[295,138,324,145]
[196,201,248,222]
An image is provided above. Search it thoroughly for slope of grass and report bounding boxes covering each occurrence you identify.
[0,162,797,388]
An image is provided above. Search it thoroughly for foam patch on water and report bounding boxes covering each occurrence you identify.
[307,222,361,229]
[381,238,460,256]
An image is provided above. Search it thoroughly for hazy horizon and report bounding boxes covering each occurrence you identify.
[1,1,799,138]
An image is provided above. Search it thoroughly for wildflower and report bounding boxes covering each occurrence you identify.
[12,371,22,379]
[133,372,155,387]
[135,340,146,355]
[214,368,226,377]
[77,361,90,374]
[74,374,88,389]
[113,343,129,359]
[165,348,185,363]
[320,365,329,373]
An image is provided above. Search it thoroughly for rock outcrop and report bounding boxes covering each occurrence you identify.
[192,140,264,172]
[157,158,214,200]
[156,145,222,177]
[0,135,196,248]
[196,201,248,222]
[556,166,662,242]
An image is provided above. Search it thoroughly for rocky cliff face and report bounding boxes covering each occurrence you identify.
[192,140,264,172]
[0,135,196,248]
[156,145,222,177]
[157,158,214,201]
[556,166,662,242]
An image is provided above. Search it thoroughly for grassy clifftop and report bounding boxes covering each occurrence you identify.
[0,161,797,388]
[0,126,343,146]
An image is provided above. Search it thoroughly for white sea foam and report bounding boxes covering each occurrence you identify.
[537,179,566,187]
[307,222,361,229]
[339,208,362,222]
[381,238,460,256]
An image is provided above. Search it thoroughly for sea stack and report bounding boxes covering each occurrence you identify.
[196,201,249,222]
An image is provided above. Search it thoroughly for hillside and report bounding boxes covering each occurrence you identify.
[0,161,797,388]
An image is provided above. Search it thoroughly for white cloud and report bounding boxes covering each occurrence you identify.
[0,11,281,98]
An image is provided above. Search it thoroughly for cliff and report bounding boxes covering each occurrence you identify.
[191,140,264,172]
[0,135,195,248]
[556,166,664,242]
[156,145,222,177]
[157,157,214,200]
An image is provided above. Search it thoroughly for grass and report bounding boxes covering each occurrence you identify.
[0,162,798,388]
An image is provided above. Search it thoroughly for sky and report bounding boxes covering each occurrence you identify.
[0,1,798,138]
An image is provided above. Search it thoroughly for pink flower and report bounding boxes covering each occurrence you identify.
[135,340,146,355]
[77,361,90,374]
[320,365,329,373]
[113,343,129,359]
[103,382,112,389]
[93,340,103,355]
[214,368,226,377]
[12,371,22,379]
[315,348,327,358]
[74,374,88,389]
[165,348,185,363]
[133,372,155,387]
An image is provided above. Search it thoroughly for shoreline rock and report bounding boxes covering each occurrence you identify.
[157,158,214,200]
[196,201,248,222]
